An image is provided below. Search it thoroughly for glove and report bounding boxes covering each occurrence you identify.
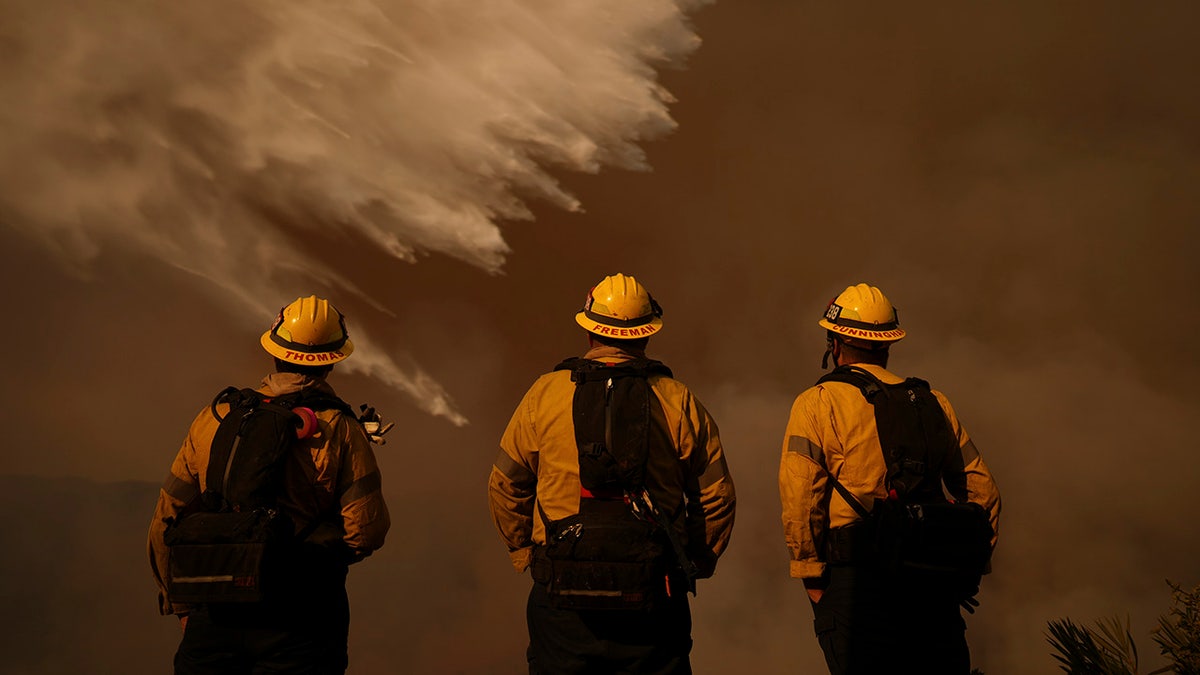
[685,545,719,580]
[958,584,981,614]
[358,405,395,445]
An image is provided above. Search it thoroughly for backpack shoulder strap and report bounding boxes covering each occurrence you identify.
[631,358,673,379]
[205,387,264,505]
[292,391,355,417]
[818,367,957,501]
[816,365,884,401]
[209,386,257,423]
[560,357,673,493]
[830,478,872,520]
[553,357,593,381]
[553,357,673,381]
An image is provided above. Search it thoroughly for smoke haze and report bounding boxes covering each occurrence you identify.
[2,1,1199,673]
[1,0,706,423]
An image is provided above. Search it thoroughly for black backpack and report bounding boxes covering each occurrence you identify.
[819,366,993,586]
[163,386,354,604]
[531,358,696,610]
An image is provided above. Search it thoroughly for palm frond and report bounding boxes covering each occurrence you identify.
[1046,617,1136,675]
[1092,615,1139,671]
[1152,580,1200,675]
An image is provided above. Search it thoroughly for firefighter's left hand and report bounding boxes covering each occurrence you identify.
[803,575,828,604]
[687,545,718,580]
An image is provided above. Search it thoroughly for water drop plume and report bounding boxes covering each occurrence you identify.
[0,0,709,422]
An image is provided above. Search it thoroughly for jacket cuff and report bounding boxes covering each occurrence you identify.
[160,597,195,616]
[790,559,826,579]
[509,546,533,573]
[172,601,196,615]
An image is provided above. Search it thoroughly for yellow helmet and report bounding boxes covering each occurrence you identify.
[260,295,355,365]
[818,283,906,342]
[574,273,664,340]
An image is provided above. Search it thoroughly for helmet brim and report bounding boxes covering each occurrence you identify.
[575,312,663,339]
[818,319,905,342]
[260,331,354,365]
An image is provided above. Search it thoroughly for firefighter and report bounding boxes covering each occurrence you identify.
[489,273,736,675]
[148,295,390,675]
[779,283,1001,675]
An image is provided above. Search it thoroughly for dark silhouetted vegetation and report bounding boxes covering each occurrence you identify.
[1046,581,1199,674]
[1153,581,1200,674]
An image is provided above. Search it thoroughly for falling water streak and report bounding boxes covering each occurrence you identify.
[0,0,711,422]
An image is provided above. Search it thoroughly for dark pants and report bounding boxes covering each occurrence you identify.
[811,565,970,675]
[175,585,350,675]
[526,581,693,675]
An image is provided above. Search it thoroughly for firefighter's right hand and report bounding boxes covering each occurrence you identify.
[358,405,395,445]
[960,594,980,614]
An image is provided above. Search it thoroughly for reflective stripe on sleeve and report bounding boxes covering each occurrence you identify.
[493,449,535,484]
[162,471,199,504]
[961,439,980,465]
[699,454,729,489]
[339,469,382,506]
[787,435,824,466]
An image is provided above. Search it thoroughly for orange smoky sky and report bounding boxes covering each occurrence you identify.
[1,1,1198,673]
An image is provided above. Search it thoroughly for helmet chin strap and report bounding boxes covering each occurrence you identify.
[821,336,835,370]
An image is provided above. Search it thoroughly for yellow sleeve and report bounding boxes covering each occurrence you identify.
[488,391,539,573]
[146,412,207,616]
[935,392,1002,549]
[334,415,390,559]
[779,388,832,579]
[681,391,736,578]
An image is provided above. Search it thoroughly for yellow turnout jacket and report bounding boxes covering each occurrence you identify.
[779,363,1001,580]
[488,345,736,576]
[147,372,390,615]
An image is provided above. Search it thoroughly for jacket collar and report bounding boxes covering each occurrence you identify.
[582,343,647,363]
[839,362,902,385]
[258,371,338,397]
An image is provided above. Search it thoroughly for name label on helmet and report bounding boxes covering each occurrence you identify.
[588,323,656,338]
[282,350,345,362]
[834,327,905,340]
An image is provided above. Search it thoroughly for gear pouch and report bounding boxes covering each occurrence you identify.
[164,508,289,603]
[874,499,992,591]
[533,501,668,611]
